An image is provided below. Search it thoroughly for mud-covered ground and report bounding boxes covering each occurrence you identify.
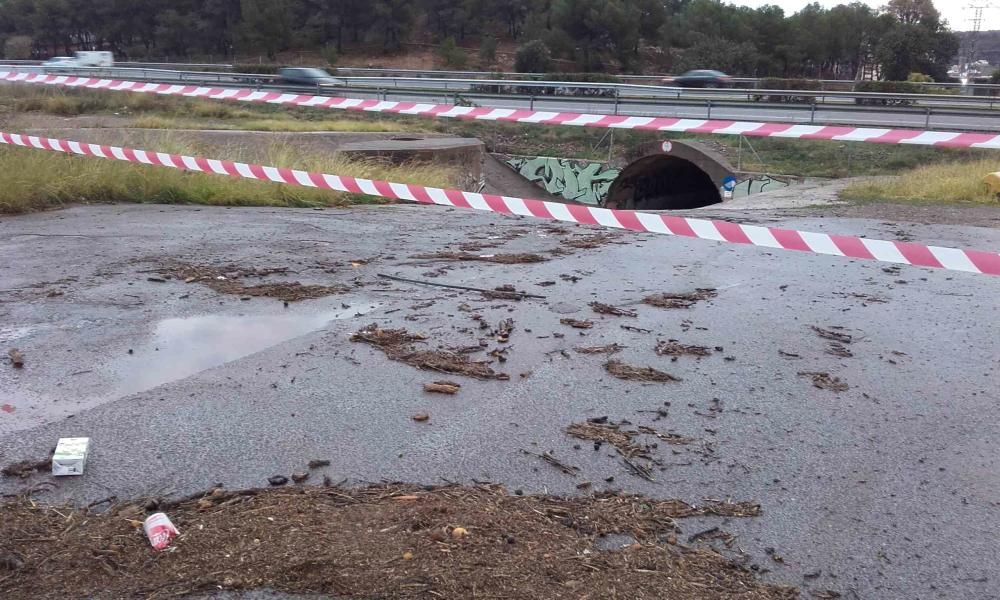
[1,203,998,599]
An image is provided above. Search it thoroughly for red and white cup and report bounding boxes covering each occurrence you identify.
[144,513,179,551]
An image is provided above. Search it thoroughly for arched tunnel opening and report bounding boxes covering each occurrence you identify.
[606,155,723,211]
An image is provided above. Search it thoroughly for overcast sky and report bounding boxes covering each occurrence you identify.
[729,1,1000,32]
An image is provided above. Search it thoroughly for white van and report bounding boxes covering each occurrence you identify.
[74,51,114,67]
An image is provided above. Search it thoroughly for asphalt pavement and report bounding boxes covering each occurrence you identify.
[1,203,999,599]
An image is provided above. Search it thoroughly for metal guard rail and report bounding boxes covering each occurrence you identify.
[4,66,999,118]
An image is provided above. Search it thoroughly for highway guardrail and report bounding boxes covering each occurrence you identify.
[13,66,998,112]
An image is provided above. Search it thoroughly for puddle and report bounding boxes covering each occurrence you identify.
[112,304,379,398]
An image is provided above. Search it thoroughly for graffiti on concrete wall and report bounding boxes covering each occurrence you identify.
[506,156,620,205]
[732,174,790,198]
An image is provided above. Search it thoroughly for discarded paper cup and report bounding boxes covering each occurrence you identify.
[144,513,179,551]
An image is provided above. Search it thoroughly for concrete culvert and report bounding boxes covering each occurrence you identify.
[606,140,735,211]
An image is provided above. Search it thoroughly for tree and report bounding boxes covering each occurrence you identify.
[875,22,956,81]
[371,0,413,51]
[155,9,201,57]
[438,36,467,68]
[876,0,956,82]
[490,0,529,38]
[238,0,290,60]
[0,0,960,79]
[553,0,638,71]
[676,36,757,75]
[885,0,940,27]
[479,35,498,66]
[3,34,32,58]
[200,0,241,56]
[515,39,551,72]
[633,0,666,42]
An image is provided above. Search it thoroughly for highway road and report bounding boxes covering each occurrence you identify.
[5,65,1000,132]
[2,202,999,599]
[347,88,1000,131]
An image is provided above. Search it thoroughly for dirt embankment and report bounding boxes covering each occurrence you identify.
[0,484,796,600]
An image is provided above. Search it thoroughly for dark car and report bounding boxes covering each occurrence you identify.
[276,67,344,87]
[664,70,731,88]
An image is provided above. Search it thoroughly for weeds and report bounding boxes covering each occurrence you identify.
[0,135,456,213]
[1,86,430,133]
[131,115,412,133]
[840,159,1000,204]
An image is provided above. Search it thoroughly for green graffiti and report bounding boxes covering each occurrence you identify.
[731,174,790,198]
[506,156,619,205]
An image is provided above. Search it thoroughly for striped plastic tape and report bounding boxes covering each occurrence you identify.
[1,130,997,276]
[2,70,999,150]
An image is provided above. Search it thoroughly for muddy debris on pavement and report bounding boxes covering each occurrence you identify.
[810,326,855,358]
[351,325,509,380]
[560,318,594,329]
[826,342,854,358]
[643,289,718,309]
[655,341,712,358]
[566,422,651,460]
[562,232,625,249]
[565,416,689,482]
[424,381,462,395]
[481,285,531,301]
[834,291,888,305]
[810,326,853,345]
[457,240,502,252]
[637,426,694,446]
[1,457,50,479]
[493,318,515,343]
[688,527,737,548]
[156,263,349,303]
[412,252,548,264]
[0,484,793,599]
[574,343,626,355]
[799,371,850,392]
[8,349,25,368]
[606,360,680,383]
[520,450,580,476]
[589,302,638,317]
[566,421,693,482]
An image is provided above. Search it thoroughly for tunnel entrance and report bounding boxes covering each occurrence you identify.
[606,154,722,210]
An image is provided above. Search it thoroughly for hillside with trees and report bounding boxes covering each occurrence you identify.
[0,0,959,80]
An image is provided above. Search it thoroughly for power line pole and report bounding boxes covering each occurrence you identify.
[963,3,997,75]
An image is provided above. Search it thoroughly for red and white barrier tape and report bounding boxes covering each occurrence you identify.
[3,71,1000,150]
[2,131,998,276]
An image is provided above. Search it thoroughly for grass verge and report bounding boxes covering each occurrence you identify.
[1,86,431,134]
[130,115,410,133]
[0,136,457,214]
[3,86,999,180]
[840,160,1000,205]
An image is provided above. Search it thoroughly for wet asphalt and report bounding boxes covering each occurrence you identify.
[1,204,998,600]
